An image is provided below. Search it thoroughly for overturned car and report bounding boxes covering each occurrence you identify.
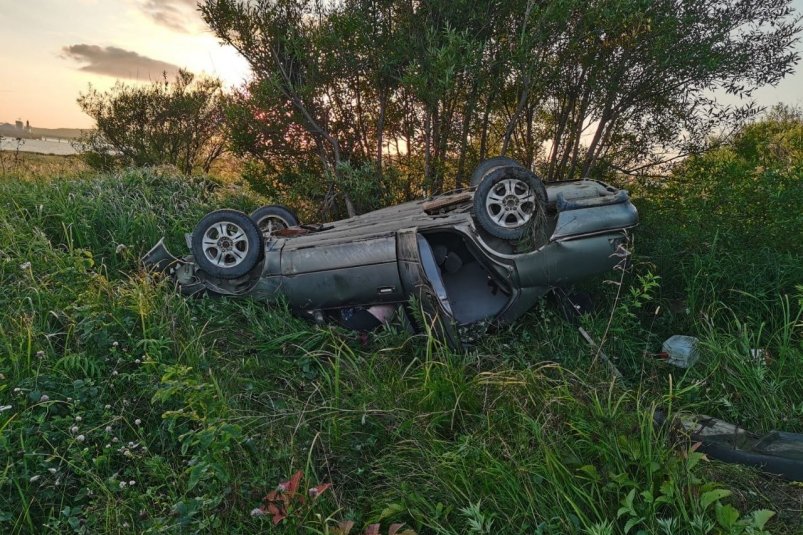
[143,157,638,347]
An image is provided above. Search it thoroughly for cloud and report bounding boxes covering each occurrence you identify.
[141,0,203,33]
[62,44,184,80]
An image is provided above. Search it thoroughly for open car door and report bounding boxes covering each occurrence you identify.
[396,229,462,350]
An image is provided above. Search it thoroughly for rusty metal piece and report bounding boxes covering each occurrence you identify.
[423,191,472,214]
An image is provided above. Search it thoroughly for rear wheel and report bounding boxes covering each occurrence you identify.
[250,205,299,239]
[191,209,262,279]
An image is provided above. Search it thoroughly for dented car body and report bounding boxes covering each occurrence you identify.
[144,161,638,347]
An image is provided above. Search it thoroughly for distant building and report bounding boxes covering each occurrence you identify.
[15,120,23,130]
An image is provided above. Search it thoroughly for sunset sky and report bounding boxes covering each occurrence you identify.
[1,0,802,129]
[0,0,250,128]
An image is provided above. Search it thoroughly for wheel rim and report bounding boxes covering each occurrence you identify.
[256,216,289,238]
[201,221,249,268]
[484,178,536,228]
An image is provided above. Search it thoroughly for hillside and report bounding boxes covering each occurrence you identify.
[0,115,801,533]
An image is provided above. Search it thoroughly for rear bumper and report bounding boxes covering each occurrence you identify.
[545,179,639,241]
[551,200,638,240]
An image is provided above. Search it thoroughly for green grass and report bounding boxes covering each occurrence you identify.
[0,150,801,533]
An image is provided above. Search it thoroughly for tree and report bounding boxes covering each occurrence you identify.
[200,0,801,206]
[77,70,226,174]
[534,0,802,180]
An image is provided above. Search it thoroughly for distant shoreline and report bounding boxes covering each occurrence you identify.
[0,138,80,156]
[0,124,87,142]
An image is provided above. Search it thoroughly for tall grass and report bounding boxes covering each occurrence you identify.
[0,164,800,533]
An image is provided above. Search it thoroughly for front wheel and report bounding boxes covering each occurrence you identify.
[250,204,299,239]
[472,166,547,240]
[469,156,523,187]
[191,209,263,279]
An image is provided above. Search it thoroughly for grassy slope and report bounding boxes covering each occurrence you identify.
[0,147,800,534]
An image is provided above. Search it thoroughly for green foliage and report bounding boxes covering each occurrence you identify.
[201,0,801,206]
[1,113,801,532]
[643,105,803,255]
[77,70,226,174]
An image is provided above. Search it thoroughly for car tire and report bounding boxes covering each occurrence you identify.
[250,204,299,239]
[472,166,547,240]
[469,156,524,188]
[191,209,263,279]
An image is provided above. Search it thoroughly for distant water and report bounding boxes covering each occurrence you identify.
[0,137,79,155]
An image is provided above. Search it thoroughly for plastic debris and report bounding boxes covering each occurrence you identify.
[661,335,700,368]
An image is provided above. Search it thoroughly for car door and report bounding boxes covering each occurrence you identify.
[396,228,461,350]
[278,234,405,309]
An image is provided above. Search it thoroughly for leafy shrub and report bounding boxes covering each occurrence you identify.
[77,71,226,174]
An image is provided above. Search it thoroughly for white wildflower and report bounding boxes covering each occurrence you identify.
[112,341,119,348]
[74,416,82,422]
[111,370,118,376]
[134,419,141,426]
[20,261,31,270]
[36,350,45,358]
[250,508,266,517]
[119,481,127,489]
[105,426,113,433]
[48,468,57,474]
[128,480,136,486]
[76,434,85,443]
[29,475,41,483]
[70,425,79,434]
[104,404,111,410]
[39,394,49,402]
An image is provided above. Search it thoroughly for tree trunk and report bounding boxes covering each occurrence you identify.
[479,93,493,160]
[580,100,614,177]
[431,103,443,192]
[376,91,386,175]
[565,86,592,179]
[524,100,535,168]
[424,108,432,192]
[455,84,478,189]
[547,96,571,180]
[501,75,532,156]
[269,44,352,214]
